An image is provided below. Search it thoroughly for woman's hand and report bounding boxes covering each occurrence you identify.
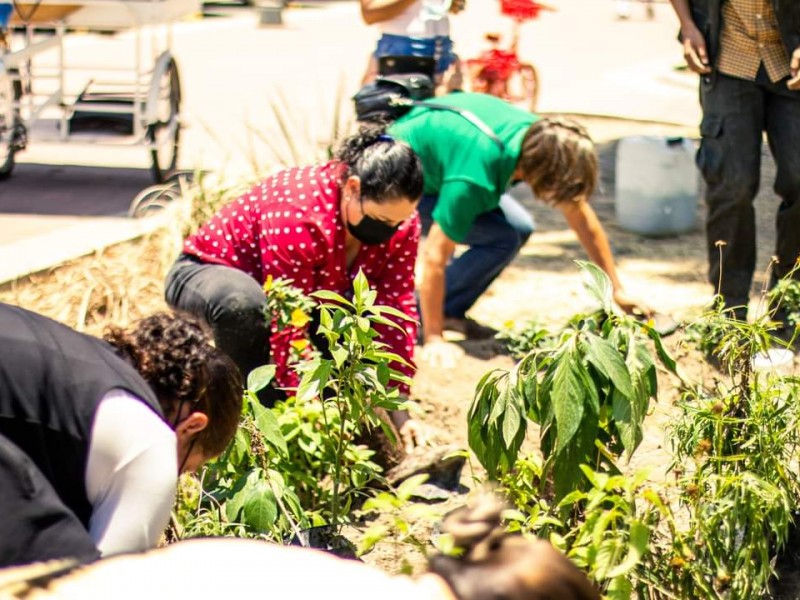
[419,337,464,370]
[391,408,431,453]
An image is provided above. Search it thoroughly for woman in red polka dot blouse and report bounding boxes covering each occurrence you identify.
[165,127,424,443]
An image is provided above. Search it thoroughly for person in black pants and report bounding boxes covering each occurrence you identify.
[0,303,242,567]
[669,0,800,327]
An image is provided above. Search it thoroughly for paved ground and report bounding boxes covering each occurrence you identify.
[0,0,701,283]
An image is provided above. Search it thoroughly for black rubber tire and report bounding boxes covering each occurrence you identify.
[147,55,182,184]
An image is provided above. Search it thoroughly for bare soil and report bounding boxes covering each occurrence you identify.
[3,115,798,591]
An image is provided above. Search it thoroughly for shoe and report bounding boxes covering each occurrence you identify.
[443,317,499,340]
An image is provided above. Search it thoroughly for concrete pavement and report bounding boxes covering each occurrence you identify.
[0,0,702,283]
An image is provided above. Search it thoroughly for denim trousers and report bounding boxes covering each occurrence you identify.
[419,192,535,318]
[697,70,800,310]
[375,33,456,75]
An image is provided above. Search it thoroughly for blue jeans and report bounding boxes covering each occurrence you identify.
[697,69,800,311]
[375,33,456,75]
[419,193,535,318]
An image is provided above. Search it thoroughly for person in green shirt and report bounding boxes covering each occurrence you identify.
[389,92,650,367]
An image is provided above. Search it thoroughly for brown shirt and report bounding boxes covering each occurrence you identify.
[717,0,790,83]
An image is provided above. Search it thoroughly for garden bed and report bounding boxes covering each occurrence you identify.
[2,115,798,596]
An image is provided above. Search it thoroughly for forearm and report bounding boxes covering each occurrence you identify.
[562,201,624,292]
[419,262,447,342]
[86,392,178,556]
[360,0,419,25]
[669,0,695,28]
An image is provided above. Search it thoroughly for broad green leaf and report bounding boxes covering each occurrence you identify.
[247,364,277,393]
[611,389,638,458]
[645,326,677,373]
[230,427,250,465]
[331,346,349,368]
[296,360,331,403]
[396,473,430,501]
[373,304,417,323]
[523,368,540,421]
[250,402,288,455]
[311,289,353,307]
[224,473,251,522]
[502,400,523,448]
[319,307,333,331]
[551,350,586,452]
[488,379,509,425]
[362,493,401,513]
[605,575,633,600]
[576,260,613,313]
[593,539,619,580]
[584,335,634,399]
[576,357,600,416]
[352,269,369,302]
[370,314,408,333]
[243,482,278,531]
[606,520,650,578]
[552,416,598,500]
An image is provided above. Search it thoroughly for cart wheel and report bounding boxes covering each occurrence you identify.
[128,183,181,218]
[145,52,181,184]
[0,69,21,181]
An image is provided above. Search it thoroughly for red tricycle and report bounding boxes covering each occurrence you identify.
[465,0,555,112]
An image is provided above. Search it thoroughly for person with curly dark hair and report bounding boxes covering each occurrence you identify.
[0,495,599,600]
[165,124,426,449]
[0,302,243,568]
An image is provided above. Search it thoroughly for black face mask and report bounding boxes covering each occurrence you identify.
[347,214,400,245]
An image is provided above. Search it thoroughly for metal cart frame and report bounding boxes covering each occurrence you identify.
[0,0,197,182]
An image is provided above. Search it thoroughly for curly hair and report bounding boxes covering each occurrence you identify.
[104,312,243,457]
[428,495,600,600]
[518,117,598,205]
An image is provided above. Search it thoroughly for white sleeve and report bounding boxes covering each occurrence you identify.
[85,389,178,557]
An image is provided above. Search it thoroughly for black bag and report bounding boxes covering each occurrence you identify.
[353,73,435,122]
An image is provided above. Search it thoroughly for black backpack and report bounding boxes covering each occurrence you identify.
[352,73,435,122]
[352,74,504,150]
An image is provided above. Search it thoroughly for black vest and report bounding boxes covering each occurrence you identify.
[0,303,165,527]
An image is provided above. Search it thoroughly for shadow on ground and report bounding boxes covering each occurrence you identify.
[0,163,154,217]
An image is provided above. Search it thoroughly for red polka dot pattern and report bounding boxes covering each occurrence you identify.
[183,161,420,394]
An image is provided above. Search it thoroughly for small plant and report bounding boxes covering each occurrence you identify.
[768,277,800,330]
[501,459,663,600]
[173,271,415,546]
[294,269,415,534]
[496,318,552,359]
[172,365,309,542]
[469,261,676,499]
[357,474,443,573]
[664,310,800,599]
